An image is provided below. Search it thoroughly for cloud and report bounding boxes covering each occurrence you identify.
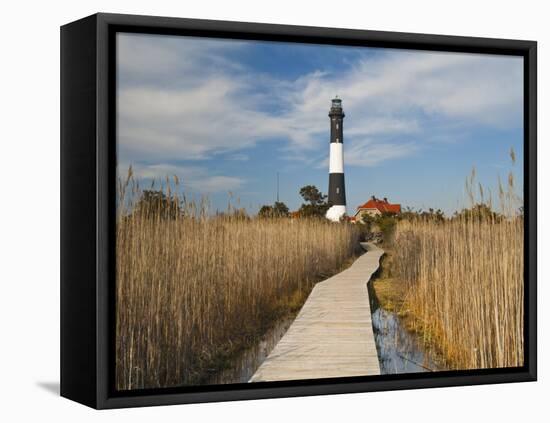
[318,138,419,168]
[345,139,419,167]
[122,162,245,193]
[117,34,523,175]
[199,176,244,193]
[117,33,246,88]
[284,50,522,150]
[226,153,249,161]
[117,77,281,160]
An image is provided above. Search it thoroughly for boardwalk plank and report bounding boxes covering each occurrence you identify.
[249,243,383,382]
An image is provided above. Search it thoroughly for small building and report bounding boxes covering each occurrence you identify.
[355,196,401,221]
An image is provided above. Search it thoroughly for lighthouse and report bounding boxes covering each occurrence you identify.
[326,97,347,222]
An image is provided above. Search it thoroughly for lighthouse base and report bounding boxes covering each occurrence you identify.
[326,205,347,222]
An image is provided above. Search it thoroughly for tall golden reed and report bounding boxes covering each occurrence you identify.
[391,160,524,370]
[116,173,360,390]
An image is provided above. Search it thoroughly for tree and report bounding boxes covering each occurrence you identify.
[299,185,327,206]
[134,190,180,220]
[258,201,289,218]
[376,213,398,242]
[258,205,274,218]
[360,212,397,243]
[298,185,330,218]
[360,212,376,230]
[273,201,289,217]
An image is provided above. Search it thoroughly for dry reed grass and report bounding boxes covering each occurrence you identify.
[391,156,524,369]
[116,171,360,390]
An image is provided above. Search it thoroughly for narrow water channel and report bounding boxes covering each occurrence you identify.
[206,316,295,384]
[367,278,442,374]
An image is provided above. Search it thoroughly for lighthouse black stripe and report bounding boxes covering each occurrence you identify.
[328,173,346,206]
[330,118,344,143]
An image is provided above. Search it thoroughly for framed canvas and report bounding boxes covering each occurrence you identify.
[60,13,537,409]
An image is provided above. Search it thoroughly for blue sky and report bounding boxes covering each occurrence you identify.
[117,33,523,215]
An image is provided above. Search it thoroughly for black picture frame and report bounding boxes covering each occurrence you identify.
[60,12,537,409]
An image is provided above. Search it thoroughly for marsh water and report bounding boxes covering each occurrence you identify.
[367,280,443,374]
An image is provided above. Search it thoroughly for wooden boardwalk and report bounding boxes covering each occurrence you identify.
[249,243,383,382]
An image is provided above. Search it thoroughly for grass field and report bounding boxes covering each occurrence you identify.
[391,217,523,369]
[115,174,361,390]
[388,165,524,370]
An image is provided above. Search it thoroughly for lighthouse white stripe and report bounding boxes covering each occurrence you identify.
[329,143,344,173]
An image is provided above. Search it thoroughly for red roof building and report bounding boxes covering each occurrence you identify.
[355,196,401,221]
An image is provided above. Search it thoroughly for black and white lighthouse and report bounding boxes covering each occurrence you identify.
[326,97,347,222]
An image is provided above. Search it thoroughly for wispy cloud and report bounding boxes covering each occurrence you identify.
[117,77,283,160]
[345,139,419,167]
[117,33,246,88]
[117,34,523,176]
[317,138,419,168]
[225,153,249,161]
[123,162,245,194]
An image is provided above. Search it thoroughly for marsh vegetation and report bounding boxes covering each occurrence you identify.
[116,147,524,388]
[115,170,361,390]
[370,154,524,371]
